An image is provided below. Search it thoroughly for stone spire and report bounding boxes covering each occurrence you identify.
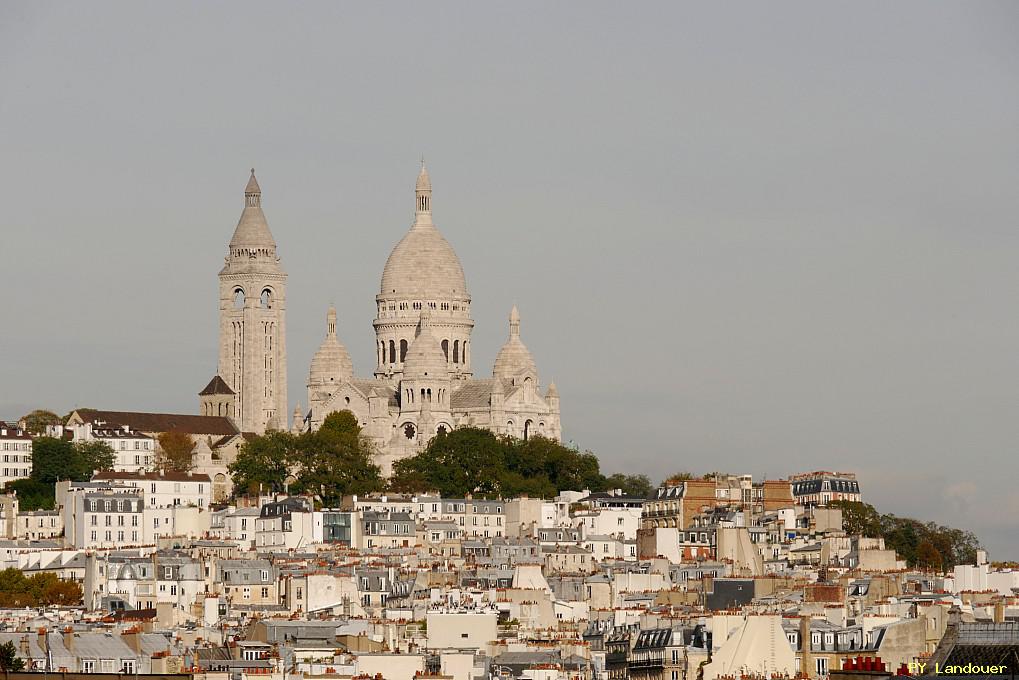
[245,168,261,207]
[326,304,337,336]
[414,160,433,227]
[229,168,277,251]
[509,304,521,337]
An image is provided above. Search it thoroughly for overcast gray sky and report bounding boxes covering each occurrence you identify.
[2,2,1017,557]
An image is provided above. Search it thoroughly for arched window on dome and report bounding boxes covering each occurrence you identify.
[441,339,449,362]
[260,289,273,309]
[389,340,396,365]
[453,340,460,364]
[427,388,432,401]
[233,289,245,310]
[400,339,408,362]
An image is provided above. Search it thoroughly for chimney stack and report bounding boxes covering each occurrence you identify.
[122,627,142,653]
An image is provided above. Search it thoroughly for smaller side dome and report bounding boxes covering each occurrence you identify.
[308,305,354,385]
[403,309,448,380]
[493,305,538,383]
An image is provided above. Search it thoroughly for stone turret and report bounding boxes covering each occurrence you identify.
[493,305,538,386]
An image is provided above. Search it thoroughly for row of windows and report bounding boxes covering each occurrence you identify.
[381,301,468,314]
[90,530,138,543]
[87,499,141,512]
[418,503,505,514]
[380,338,469,366]
[0,442,30,451]
[1,468,30,478]
[91,514,139,527]
[112,440,151,450]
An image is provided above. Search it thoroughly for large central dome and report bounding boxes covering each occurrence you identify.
[380,164,468,298]
[380,225,467,297]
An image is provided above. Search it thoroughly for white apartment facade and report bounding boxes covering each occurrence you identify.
[59,482,145,548]
[52,422,155,473]
[93,471,211,509]
[0,425,32,485]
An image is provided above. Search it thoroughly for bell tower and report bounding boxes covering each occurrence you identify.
[217,169,288,433]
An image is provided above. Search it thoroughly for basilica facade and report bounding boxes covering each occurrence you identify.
[204,165,561,475]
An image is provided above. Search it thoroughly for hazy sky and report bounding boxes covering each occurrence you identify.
[2,2,1017,557]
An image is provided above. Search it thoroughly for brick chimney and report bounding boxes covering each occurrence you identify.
[62,626,75,653]
[122,626,142,653]
[800,615,812,677]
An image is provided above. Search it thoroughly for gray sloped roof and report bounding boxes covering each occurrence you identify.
[451,379,508,410]
[64,631,136,659]
[349,378,400,407]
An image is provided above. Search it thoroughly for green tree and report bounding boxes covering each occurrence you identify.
[0,640,26,672]
[30,437,77,483]
[916,539,943,572]
[392,427,507,497]
[0,569,82,608]
[74,440,115,474]
[229,430,299,495]
[3,479,55,511]
[293,411,384,504]
[391,428,608,498]
[830,500,882,538]
[19,409,60,435]
[603,474,654,498]
[156,430,196,472]
[31,437,114,482]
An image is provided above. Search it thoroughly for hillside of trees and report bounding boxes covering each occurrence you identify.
[830,499,979,571]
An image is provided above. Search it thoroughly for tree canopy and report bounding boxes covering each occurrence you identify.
[18,409,60,435]
[0,569,82,607]
[0,641,25,672]
[156,430,196,472]
[3,478,55,511]
[229,411,384,503]
[662,471,695,486]
[30,437,115,484]
[603,473,654,498]
[390,428,609,498]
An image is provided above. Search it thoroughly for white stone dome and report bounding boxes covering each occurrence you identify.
[493,306,538,381]
[380,164,468,298]
[308,306,353,384]
[380,226,467,297]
